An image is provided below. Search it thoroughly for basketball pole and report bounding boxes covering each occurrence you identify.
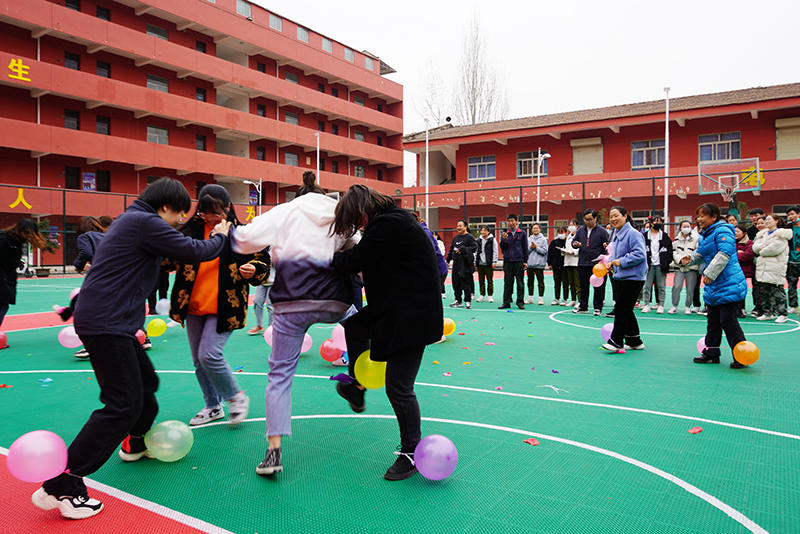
[664,87,670,227]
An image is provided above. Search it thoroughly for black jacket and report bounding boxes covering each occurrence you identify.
[447,232,478,277]
[644,230,674,274]
[575,225,609,267]
[0,233,23,305]
[332,206,442,361]
[547,237,566,269]
[74,231,106,272]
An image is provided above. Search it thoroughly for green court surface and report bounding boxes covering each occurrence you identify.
[1,276,799,534]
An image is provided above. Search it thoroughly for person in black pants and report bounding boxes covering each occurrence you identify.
[331,185,442,481]
[147,270,170,314]
[499,214,528,309]
[447,220,478,309]
[573,209,610,315]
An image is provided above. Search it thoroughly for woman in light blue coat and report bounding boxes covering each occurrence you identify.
[525,223,549,304]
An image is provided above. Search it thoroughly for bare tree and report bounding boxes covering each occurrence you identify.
[453,16,510,125]
[414,61,449,127]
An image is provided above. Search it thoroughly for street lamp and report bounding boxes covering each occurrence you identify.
[664,87,670,225]
[536,148,551,226]
[424,118,430,223]
[243,178,262,215]
[314,132,320,185]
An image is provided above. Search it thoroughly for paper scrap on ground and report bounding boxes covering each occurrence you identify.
[688,427,703,434]
[485,342,495,346]
[38,378,53,383]
[443,372,451,376]
[495,386,503,390]
[432,361,439,364]
[523,438,539,446]
[537,384,568,394]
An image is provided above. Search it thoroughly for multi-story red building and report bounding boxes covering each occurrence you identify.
[0,0,402,266]
[403,84,800,237]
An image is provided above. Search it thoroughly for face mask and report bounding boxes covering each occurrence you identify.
[681,228,691,235]
[653,223,663,231]
[568,225,576,233]
[558,234,565,239]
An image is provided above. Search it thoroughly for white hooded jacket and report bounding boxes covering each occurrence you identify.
[752,227,792,285]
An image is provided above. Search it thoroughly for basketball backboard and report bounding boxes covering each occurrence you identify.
[698,157,762,198]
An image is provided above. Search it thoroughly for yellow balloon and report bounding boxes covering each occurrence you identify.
[443,318,456,337]
[733,340,759,366]
[146,318,167,337]
[354,350,386,389]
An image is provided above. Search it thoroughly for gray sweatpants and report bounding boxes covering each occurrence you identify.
[643,265,667,307]
[672,270,698,309]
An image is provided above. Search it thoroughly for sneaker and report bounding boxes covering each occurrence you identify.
[560,300,567,306]
[756,314,775,321]
[641,305,651,313]
[487,296,494,303]
[623,343,645,350]
[118,435,155,462]
[517,303,525,310]
[524,296,533,304]
[685,307,692,315]
[433,335,447,344]
[573,308,589,314]
[476,295,485,302]
[788,307,797,314]
[248,325,265,336]
[190,405,224,426]
[142,337,152,350]
[593,310,602,316]
[449,301,463,308]
[698,307,708,316]
[566,300,576,307]
[384,450,417,481]
[336,381,366,413]
[256,448,282,476]
[550,300,560,305]
[657,306,664,314]
[601,342,625,354]
[441,293,447,299]
[33,488,104,519]
[53,304,72,321]
[604,311,615,318]
[634,302,641,308]
[332,355,349,366]
[667,307,677,314]
[465,302,471,309]
[776,315,788,323]
[538,297,544,305]
[691,306,700,313]
[749,309,759,318]
[227,391,250,425]
[74,348,90,359]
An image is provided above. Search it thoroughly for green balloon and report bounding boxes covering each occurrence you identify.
[144,420,194,462]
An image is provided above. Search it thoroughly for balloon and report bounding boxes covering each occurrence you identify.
[144,420,194,462]
[263,325,273,346]
[331,324,347,351]
[0,331,7,347]
[593,263,608,278]
[733,341,759,365]
[353,350,386,389]
[135,329,146,345]
[320,339,343,362]
[146,319,167,337]
[301,333,313,353]
[607,244,614,257]
[414,434,458,481]
[589,274,604,288]
[443,318,456,337]
[155,298,170,315]
[601,323,614,342]
[58,326,82,348]
[69,287,81,301]
[600,255,610,266]
[696,337,706,355]
[7,430,68,483]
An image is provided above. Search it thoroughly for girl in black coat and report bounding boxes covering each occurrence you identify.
[331,185,442,481]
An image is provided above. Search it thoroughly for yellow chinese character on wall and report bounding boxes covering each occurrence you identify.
[9,188,32,209]
[8,59,31,82]
[245,206,256,222]
[740,167,765,188]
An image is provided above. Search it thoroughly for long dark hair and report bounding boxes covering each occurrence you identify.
[332,184,395,239]
[4,219,48,249]
[76,216,107,236]
[296,171,325,197]
[180,184,239,235]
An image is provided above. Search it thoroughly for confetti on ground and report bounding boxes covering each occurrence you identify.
[462,347,469,349]
[552,370,559,373]
[442,394,449,396]
[463,362,470,365]
[523,438,540,446]
[479,358,483,361]
[458,333,466,336]
[485,342,495,346]
[38,378,53,383]
[537,384,569,394]
[0,384,12,388]
[509,356,513,359]
[495,386,503,390]
[531,367,535,370]
[688,427,703,434]
[481,333,486,335]
[432,361,439,364]
[506,310,514,313]
[329,373,355,384]
[528,334,534,337]
[235,366,243,370]
[443,372,451,377]
[41,385,50,388]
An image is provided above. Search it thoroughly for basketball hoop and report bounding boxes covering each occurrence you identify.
[721,187,735,204]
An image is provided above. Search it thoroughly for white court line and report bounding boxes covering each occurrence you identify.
[196,414,769,534]
[0,446,234,534]
[4,369,799,442]
[548,310,800,336]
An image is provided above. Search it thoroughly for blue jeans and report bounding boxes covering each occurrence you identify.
[253,285,273,328]
[186,314,238,408]
[266,306,356,437]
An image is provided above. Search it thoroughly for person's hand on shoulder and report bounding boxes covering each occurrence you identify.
[212,220,231,236]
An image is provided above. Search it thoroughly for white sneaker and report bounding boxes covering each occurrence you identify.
[433,335,447,344]
[623,342,645,350]
[566,300,576,307]
[166,320,180,327]
[227,392,250,425]
[332,355,349,366]
[775,315,788,323]
[74,348,90,359]
[488,296,494,303]
[476,295,485,302]
[550,300,560,305]
[657,306,664,314]
[190,405,224,426]
[538,297,544,305]
[442,293,447,299]
[524,296,534,304]
[788,307,797,314]
[667,307,677,314]
[560,300,567,306]
[691,306,700,313]
[684,307,692,315]
[756,314,775,321]
[465,302,472,309]
[33,488,104,519]
[641,305,651,313]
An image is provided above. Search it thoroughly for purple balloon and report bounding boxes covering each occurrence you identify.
[7,430,68,483]
[415,434,458,481]
[697,337,706,355]
[601,323,614,342]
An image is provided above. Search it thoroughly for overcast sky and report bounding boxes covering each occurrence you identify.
[256,0,800,185]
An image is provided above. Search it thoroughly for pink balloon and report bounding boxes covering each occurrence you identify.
[58,326,82,349]
[331,324,347,351]
[135,329,146,345]
[69,287,81,301]
[320,339,343,362]
[415,434,458,480]
[263,325,273,346]
[607,244,614,257]
[600,255,610,266]
[601,323,614,342]
[589,274,604,288]
[697,337,706,355]
[7,430,68,483]
[301,333,313,353]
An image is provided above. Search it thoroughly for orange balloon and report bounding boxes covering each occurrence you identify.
[443,318,456,337]
[593,263,608,278]
[733,341,759,366]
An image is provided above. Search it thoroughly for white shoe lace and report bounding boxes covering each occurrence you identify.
[393,451,415,466]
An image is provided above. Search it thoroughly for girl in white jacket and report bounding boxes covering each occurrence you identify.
[562,219,580,306]
[752,214,793,323]
[669,222,700,314]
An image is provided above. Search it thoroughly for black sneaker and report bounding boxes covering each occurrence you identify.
[605,311,616,318]
[142,337,152,350]
[336,382,366,413]
[33,488,103,519]
[384,451,417,481]
[118,435,154,462]
[256,448,282,476]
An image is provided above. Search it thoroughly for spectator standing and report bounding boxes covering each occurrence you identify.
[447,220,477,309]
[735,224,755,318]
[786,205,800,314]
[669,221,699,315]
[562,219,580,306]
[499,214,528,309]
[474,226,498,303]
[752,214,792,323]
[572,209,609,315]
[641,216,673,314]
[547,227,569,305]
[525,223,548,305]
[747,208,765,240]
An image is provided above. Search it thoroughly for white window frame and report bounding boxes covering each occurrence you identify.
[344,48,354,62]
[285,152,299,167]
[354,96,365,106]
[354,131,365,142]
[354,165,366,178]
[147,126,168,145]
[631,139,665,170]
[699,132,741,163]
[322,38,332,53]
[468,156,496,182]
[269,14,282,31]
[146,23,168,41]
[297,27,308,43]
[285,72,299,85]
[516,152,548,179]
[146,74,169,93]
[285,112,299,126]
[365,56,374,70]
[236,0,251,18]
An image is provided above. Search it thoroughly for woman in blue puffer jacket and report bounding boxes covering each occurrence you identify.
[680,203,749,368]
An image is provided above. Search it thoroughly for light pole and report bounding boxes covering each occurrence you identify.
[314,132,320,185]
[424,118,430,223]
[664,87,670,225]
[536,148,551,226]
[243,179,262,215]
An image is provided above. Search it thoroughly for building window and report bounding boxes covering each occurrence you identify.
[699,132,741,162]
[146,24,168,41]
[196,41,206,54]
[269,14,282,31]
[65,52,80,71]
[236,0,251,18]
[65,0,80,11]
[195,88,206,102]
[318,83,325,93]
[354,96,365,106]
[96,61,110,78]
[354,131,365,142]
[195,134,206,151]
[285,112,300,126]
[285,72,299,84]
[344,48,354,62]
[331,124,338,136]
[147,126,169,145]
[377,104,383,112]
[331,88,338,98]
[65,167,80,190]
[285,152,298,167]
[96,116,110,135]
[319,159,325,171]
[65,110,80,130]
[468,156,496,182]
[257,104,266,117]
[297,27,309,42]
[365,56,374,70]
[354,165,365,178]
[377,136,383,147]
[331,161,338,173]
[95,170,110,192]
[96,6,110,20]
[516,152,548,179]
[631,140,665,170]
[146,74,169,93]
[377,169,383,181]
[256,62,266,73]
[256,146,265,161]
[322,37,332,53]
[318,120,325,132]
